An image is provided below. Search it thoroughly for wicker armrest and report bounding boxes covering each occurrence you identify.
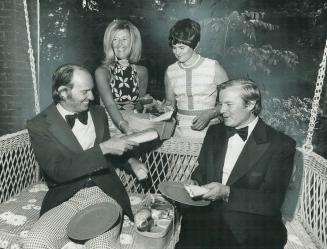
[0,130,40,203]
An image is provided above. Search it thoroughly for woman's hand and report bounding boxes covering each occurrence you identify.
[191,111,213,131]
[119,120,135,135]
[151,99,174,113]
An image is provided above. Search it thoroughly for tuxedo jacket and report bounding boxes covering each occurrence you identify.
[27,104,133,219]
[192,118,296,244]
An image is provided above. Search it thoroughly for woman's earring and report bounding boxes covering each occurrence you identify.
[194,42,200,54]
[194,46,201,54]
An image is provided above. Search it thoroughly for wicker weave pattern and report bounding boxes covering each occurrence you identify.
[0,130,39,203]
[115,137,202,194]
[0,130,202,199]
[298,149,327,249]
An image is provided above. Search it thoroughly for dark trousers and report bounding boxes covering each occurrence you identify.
[175,205,287,249]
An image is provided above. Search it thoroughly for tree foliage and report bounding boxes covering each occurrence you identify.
[203,7,299,75]
[41,0,325,83]
[40,1,70,61]
[228,43,298,75]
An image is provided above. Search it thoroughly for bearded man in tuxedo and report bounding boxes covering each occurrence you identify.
[176,79,295,249]
[24,64,148,249]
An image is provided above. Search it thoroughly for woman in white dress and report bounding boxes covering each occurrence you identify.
[165,18,228,142]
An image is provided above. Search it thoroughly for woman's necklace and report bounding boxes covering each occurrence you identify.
[117,59,130,68]
[180,54,201,69]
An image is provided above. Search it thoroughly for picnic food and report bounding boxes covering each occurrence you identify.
[134,208,152,232]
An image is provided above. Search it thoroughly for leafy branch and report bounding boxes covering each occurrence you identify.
[261,94,315,144]
[228,43,299,74]
[207,11,278,42]
[203,9,297,74]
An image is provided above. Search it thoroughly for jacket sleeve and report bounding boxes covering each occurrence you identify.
[225,137,296,216]
[191,126,216,185]
[27,120,110,184]
[100,108,134,174]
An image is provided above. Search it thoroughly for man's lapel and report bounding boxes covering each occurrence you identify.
[214,128,229,182]
[46,104,83,152]
[204,125,229,183]
[89,106,105,144]
[226,119,270,185]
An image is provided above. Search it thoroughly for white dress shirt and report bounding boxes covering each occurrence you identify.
[56,104,96,150]
[222,117,259,185]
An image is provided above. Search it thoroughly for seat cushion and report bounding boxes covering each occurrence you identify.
[0,182,47,249]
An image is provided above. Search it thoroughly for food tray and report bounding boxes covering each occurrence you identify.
[133,195,175,249]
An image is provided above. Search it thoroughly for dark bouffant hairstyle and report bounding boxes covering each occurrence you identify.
[168,18,200,49]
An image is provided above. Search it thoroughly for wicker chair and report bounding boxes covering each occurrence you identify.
[0,129,325,249]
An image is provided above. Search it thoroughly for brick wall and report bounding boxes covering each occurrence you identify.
[0,0,38,135]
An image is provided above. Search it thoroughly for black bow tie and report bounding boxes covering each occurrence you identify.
[227,126,249,141]
[65,111,88,128]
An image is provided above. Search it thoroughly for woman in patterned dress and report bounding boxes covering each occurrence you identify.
[165,18,228,142]
[95,19,148,180]
[95,19,149,135]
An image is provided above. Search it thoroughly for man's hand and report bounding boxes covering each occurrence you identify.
[191,111,214,131]
[99,137,139,155]
[201,182,230,201]
[129,158,148,181]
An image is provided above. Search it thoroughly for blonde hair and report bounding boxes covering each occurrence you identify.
[218,79,262,116]
[102,19,142,66]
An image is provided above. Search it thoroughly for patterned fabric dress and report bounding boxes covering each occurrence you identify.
[109,62,140,110]
[104,62,140,133]
[166,57,220,142]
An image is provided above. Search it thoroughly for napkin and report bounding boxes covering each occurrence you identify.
[122,128,158,143]
[184,185,209,198]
